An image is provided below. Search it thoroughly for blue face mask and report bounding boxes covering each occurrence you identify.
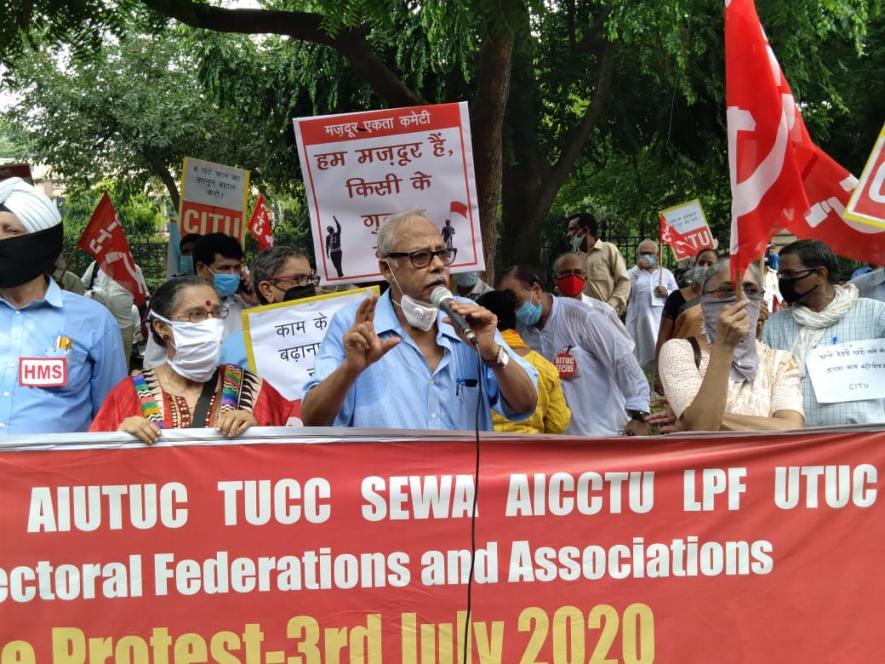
[212,272,241,297]
[516,297,542,327]
[453,271,478,288]
[640,253,656,267]
[178,255,194,274]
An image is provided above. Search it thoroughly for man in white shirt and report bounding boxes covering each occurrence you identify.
[82,259,146,366]
[625,240,678,370]
[498,265,651,437]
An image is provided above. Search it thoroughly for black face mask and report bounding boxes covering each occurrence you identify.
[283,283,317,301]
[0,224,64,288]
[778,275,818,305]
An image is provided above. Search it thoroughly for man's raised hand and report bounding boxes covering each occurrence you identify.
[342,295,400,374]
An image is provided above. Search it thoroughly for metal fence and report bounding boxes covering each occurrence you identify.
[63,237,170,291]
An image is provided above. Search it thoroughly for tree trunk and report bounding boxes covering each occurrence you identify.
[142,150,181,212]
[469,1,517,285]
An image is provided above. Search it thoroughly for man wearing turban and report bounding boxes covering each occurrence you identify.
[0,177,126,434]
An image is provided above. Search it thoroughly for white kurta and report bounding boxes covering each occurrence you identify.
[625,266,678,369]
[519,296,650,437]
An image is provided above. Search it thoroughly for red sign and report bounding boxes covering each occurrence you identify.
[658,200,714,261]
[77,194,148,305]
[844,123,885,230]
[247,194,274,250]
[726,0,885,273]
[179,158,250,246]
[2,428,884,662]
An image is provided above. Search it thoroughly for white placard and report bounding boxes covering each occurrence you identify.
[805,339,885,403]
[179,157,250,244]
[659,199,714,260]
[242,287,378,400]
[293,102,483,284]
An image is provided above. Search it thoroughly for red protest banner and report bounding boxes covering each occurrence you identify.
[293,102,483,284]
[77,193,148,305]
[726,0,885,273]
[247,194,274,250]
[1,427,883,663]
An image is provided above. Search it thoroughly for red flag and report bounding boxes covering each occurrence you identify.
[77,194,148,305]
[726,0,885,274]
[247,195,274,250]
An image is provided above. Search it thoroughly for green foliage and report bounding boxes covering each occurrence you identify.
[1,0,882,277]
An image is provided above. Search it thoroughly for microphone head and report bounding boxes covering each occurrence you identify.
[431,286,454,308]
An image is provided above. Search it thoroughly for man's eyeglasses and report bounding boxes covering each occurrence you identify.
[269,273,321,287]
[176,306,230,323]
[776,268,815,281]
[386,248,456,268]
[703,286,763,299]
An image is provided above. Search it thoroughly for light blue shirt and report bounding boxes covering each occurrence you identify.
[0,278,127,434]
[763,297,885,427]
[303,290,538,430]
[220,330,249,368]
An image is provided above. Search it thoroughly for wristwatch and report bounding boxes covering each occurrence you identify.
[483,345,510,369]
[627,409,649,421]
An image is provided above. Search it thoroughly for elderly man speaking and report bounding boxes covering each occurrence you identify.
[302,210,537,429]
[0,178,126,434]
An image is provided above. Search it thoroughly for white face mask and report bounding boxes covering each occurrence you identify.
[152,313,224,382]
[386,259,439,331]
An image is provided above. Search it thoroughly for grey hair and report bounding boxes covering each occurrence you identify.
[377,209,428,257]
[251,246,309,291]
[552,252,584,274]
[638,238,658,252]
[695,257,762,294]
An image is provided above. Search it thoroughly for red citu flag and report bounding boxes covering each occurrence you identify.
[247,195,274,250]
[78,194,148,305]
[726,0,885,275]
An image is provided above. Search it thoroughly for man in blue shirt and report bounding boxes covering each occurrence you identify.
[301,211,537,430]
[0,178,126,434]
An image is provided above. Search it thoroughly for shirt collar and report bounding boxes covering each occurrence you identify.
[0,276,64,311]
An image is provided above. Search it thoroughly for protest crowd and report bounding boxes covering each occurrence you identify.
[2,177,882,442]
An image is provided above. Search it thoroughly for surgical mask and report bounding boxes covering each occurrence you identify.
[569,233,584,252]
[640,253,656,267]
[556,275,585,297]
[283,284,317,301]
[398,294,438,331]
[778,276,818,305]
[385,259,438,331]
[516,297,542,327]
[0,224,63,288]
[453,271,478,288]
[152,313,224,382]
[210,271,241,297]
[178,255,194,274]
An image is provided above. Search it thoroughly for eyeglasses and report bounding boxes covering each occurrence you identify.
[386,247,457,268]
[175,306,230,323]
[269,273,321,287]
[555,269,587,279]
[776,268,815,281]
[703,286,763,299]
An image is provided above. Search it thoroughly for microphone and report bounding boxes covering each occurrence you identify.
[431,287,478,346]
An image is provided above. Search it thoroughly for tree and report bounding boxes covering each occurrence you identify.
[2,25,272,210]
[2,0,881,274]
